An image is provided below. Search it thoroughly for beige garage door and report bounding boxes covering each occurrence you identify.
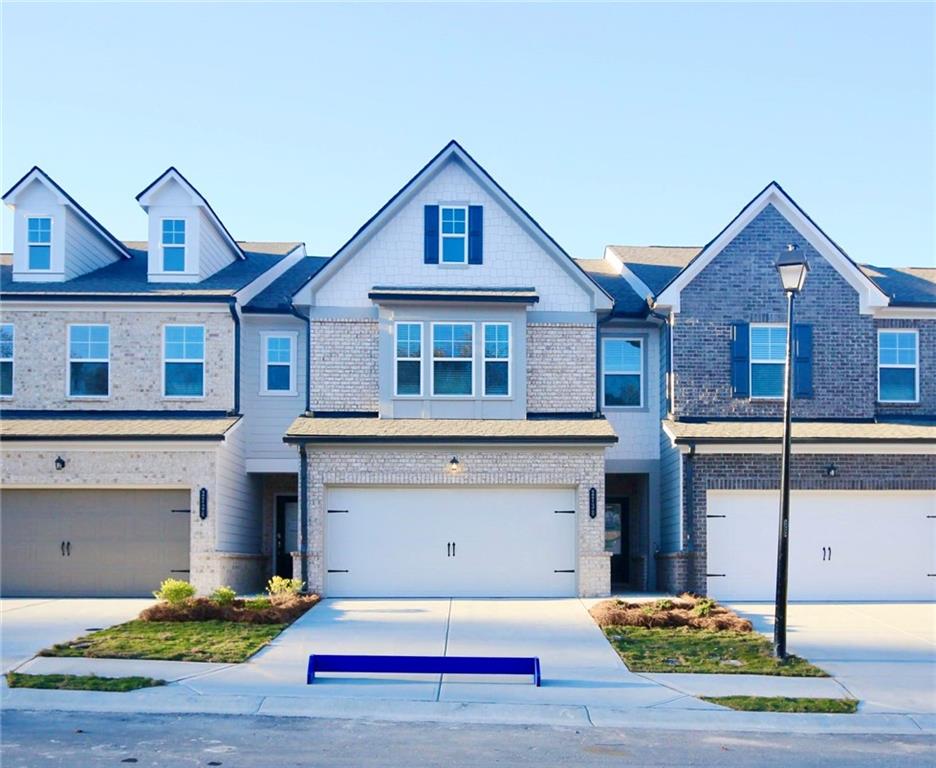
[1,489,191,597]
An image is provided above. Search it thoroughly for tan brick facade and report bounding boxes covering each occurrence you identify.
[526,323,596,413]
[0,308,234,411]
[310,319,379,411]
[299,445,610,597]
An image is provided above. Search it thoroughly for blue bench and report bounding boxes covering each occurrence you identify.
[306,654,541,686]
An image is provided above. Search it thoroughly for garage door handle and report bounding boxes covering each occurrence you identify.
[66,541,71,557]
[61,541,65,557]
[447,542,451,557]
[452,542,455,557]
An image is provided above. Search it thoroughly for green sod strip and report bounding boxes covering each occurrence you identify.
[6,673,164,692]
[703,695,858,713]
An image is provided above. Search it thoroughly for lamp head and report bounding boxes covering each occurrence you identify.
[776,244,809,294]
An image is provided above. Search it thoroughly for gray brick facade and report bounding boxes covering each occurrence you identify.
[526,323,596,413]
[310,318,379,412]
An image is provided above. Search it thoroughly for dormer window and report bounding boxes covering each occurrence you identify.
[27,217,52,270]
[161,219,186,272]
[440,207,467,264]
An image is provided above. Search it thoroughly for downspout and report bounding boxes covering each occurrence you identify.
[287,297,312,415]
[684,441,696,591]
[227,300,241,415]
[298,442,309,591]
[595,312,616,415]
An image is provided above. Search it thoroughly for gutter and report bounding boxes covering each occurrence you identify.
[287,297,312,415]
[227,300,241,415]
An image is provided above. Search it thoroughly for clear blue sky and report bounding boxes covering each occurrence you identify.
[2,2,933,267]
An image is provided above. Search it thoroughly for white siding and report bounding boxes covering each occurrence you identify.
[198,208,237,280]
[313,161,594,313]
[241,315,306,467]
[215,420,263,553]
[604,325,661,461]
[63,208,122,279]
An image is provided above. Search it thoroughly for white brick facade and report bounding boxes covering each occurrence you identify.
[299,446,610,597]
[310,318,379,411]
[526,323,596,413]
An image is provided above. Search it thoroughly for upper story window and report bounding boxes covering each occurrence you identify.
[603,337,643,407]
[483,323,510,397]
[68,324,109,398]
[750,324,787,399]
[395,323,422,396]
[27,217,52,271]
[432,322,473,396]
[0,324,13,397]
[164,325,204,397]
[878,330,918,403]
[161,219,186,272]
[261,333,296,395]
[440,207,467,264]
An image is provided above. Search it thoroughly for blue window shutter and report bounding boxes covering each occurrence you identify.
[468,206,483,264]
[731,322,750,398]
[424,205,439,264]
[793,323,813,398]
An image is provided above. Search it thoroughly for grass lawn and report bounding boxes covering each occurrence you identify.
[703,695,858,714]
[605,626,828,676]
[40,620,285,663]
[6,672,164,692]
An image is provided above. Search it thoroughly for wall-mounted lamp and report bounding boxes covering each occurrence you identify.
[448,456,460,474]
[824,463,838,478]
[54,456,66,471]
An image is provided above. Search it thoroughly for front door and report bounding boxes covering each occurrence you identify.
[275,496,299,579]
[606,498,630,587]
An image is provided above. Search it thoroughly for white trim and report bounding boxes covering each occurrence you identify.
[259,331,298,396]
[233,244,306,305]
[25,215,54,272]
[159,217,187,273]
[430,321,474,398]
[679,442,936,455]
[873,306,936,319]
[245,457,299,473]
[439,205,468,265]
[0,322,14,399]
[481,321,511,398]
[654,183,890,314]
[601,336,644,409]
[393,321,424,398]
[877,328,920,404]
[66,323,110,399]
[749,323,786,400]
[162,323,206,400]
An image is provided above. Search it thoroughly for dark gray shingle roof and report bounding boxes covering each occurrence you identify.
[574,259,649,316]
[859,265,936,307]
[243,256,330,313]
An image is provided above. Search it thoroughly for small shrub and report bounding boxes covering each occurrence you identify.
[211,586,237,605]
[267,576,303,597]
[153,578,196,605]
[693,597,716,618]
[653,598,674,612]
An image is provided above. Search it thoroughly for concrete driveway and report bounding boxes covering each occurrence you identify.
[0,598,152,673]
[732,602,936,714]
[185,598,689,709]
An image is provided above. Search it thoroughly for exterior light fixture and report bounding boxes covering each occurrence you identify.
[448,456,460,473]
[824,463,838,478]
[772,243,809,661]
[54,456,66,471]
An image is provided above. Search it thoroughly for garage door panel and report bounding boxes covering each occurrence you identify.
[325,486,577,598]
[1,489,191,597]
[707,490,936,601]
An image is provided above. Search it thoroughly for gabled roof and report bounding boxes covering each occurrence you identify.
[2,166,132,259]
[859,265,936,307]
[136,167,246,260]
[293,140,613,310]
[0,242,297,300]
[574,259,650,317]
[605,245,700,295]
[243,255,330,313]
[653,182,890,314]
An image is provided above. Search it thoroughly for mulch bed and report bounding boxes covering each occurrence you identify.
[139,595,320,625]
[589,594,753,632]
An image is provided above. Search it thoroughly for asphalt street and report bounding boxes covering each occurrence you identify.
[2,710,933,767]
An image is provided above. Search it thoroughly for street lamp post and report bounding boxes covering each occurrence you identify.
[773,244,809,660]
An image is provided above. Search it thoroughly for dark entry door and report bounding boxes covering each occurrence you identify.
[275,496,299,578]
[606,498,630,586]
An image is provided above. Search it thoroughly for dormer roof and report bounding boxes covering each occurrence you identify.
[136,167,245,260]
[2,166,131,259]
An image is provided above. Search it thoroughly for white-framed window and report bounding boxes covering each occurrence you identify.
[483,322,510,397]
[394,322,423,397]
[68,324,110,398]
[161,218,186,272]
[750,324,787,399]
[878,329,918,403]
[260,332,297,395]
[27,216,52,271]
[163,325,204,397]
[432,322,473,396]
[440,206,467,264]
[603,337,643,407]
[0,324,13,398]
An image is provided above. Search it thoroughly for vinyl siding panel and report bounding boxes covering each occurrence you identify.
[63,208,122,279]
[198,209,237,279]
[215,420,262,553]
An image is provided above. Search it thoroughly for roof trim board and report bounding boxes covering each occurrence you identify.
[653,182,890,314]
[292,140,613,311]
[2,167,132,260]
[136,167,246,260]
[368,286,539,304]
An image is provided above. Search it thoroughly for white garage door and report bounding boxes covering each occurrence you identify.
[1,489,191,597]
[325,486,577,597]
[707,490,936,601]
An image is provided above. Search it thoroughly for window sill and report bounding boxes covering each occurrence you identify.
[877,400,920,406]
[66,395,111,401]
[162,396,207,401]
[438,262,469,269]
[259,390,299,397]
